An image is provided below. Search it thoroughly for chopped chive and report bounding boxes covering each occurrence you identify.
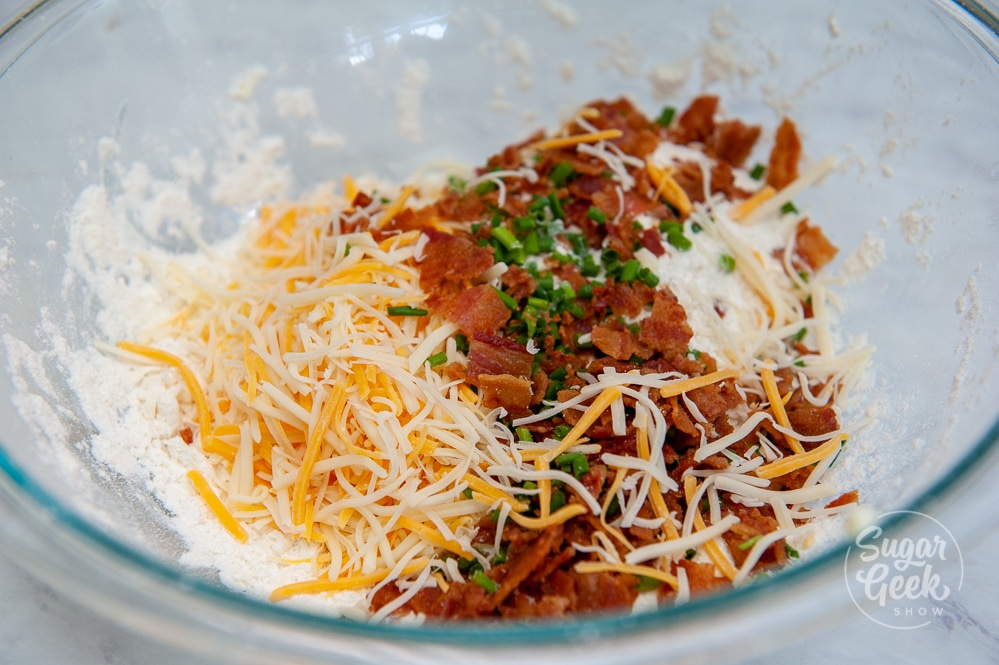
[687,348,702,360]
[685,548,697,560]
[548,192,566,220]
[667,229,692,252]
[492,547,508,565]
[515,427,533,443]
[489,509,501,522]
[471,570,499,594]
[586,206,608,224]
[556,451,590,479]
[565,302,585,319]
[461,487,474,499]
[522,481,538,490]
[580,255,600,278]
[719,253,736,273]
[550,161,577,187]
[658,219,681,234]
[549,367,567,382]
[491,226,522,251]
[387,305,428,316]
[577,282,594,299]
[448,175,467,191]
[656,106,676,127]
[780,201,799,215]
[475,180,498,196]
[738,535,763,551]
[620,259,641,283]
[690,222,703,233]
[549,489,567,512]
[791,327,807,342]
[785,544,800,559]
[793,359,805,367]
[457,556,482,574]
[749,163,766,180]
[426,351,448,367]
[636,576,662,592]
[494,287,519,311]
[527,296,550,310]
[528,196,549,213]
[638,267,660,288]
[454,334,469,353]
[553,424,572,440]
[344,243,351,257]
[567,233,589,257]
[522,231,540,255]
[513,216,536,232]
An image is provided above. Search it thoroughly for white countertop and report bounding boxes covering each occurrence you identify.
[2,523,998,664]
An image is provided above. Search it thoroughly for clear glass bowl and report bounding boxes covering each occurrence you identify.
[1,1,998,663]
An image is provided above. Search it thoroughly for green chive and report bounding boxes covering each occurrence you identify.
[749,163,765,180]
[492,547,509,565]
[577,283,594,299]
[528,196,549,213]
[491,226,522,251]
[719,254,736,273]
[791,327,807,342]
[522,481,538,490]
[785,544,800,559]
[553,424,571,440]
[580,255,600,278]
[550,161,577,187]
[475,180,498,196]
[527,296,550,310]
[659,219,682,234]
[549,367,567,382]
[494,287,518,311]
[557,451,590,479]
[461,487,474,499]
[454,334,469,353]
[457,556,482,574]
[636,576,662,592]
[549,489,567,512]
[656,106,676,127]
[687,349,701,360]
[586,206,607,224]
[548,192,565,220]
[566,302,585,319]
[780,201,798,215]
[793,359,805,367]
[638,267,660,288]
[514,427,533,443]
[513,216,536,232]
[738,535,762,551]
[691,222,703,233]
[685,548,697,560]
[387,305,428,316]
[471,570,499,594]
[620,259,641,283]
[448,175,467,191]
[489,509,501,522]
[667,229,692,252]
[426,351,448,367]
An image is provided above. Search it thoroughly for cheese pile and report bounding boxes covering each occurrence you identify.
[114,108,872,616]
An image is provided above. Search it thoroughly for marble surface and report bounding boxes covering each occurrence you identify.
[2,523,998,664]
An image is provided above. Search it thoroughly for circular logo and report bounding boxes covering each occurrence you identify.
[844,510,963,629]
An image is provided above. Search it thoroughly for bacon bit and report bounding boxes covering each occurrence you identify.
[826,490,860,509]
[639,287,694,357]
[179,426,194,444]
[466,333,534,382]
[767,118,802,190]
[707,119,762,168]
[429,284,510,337]
[477,374,534,416]
[640,228,666,257]
[670,95,719,145]
[500,265,538,301]
[590,324,643,361]
[794,219,838,272]
[416,228,494,290]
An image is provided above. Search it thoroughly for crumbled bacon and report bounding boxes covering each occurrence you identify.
[477,373,534,416]
[428,284,510,337]
[466,333,534,382]
[767,117,802,190]
[416,228,494,289]
[639,287,693,356]
[794,219,838,272]
[707,119,762,168]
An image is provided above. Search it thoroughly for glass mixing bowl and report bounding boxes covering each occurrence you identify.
[1,1,998,663]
